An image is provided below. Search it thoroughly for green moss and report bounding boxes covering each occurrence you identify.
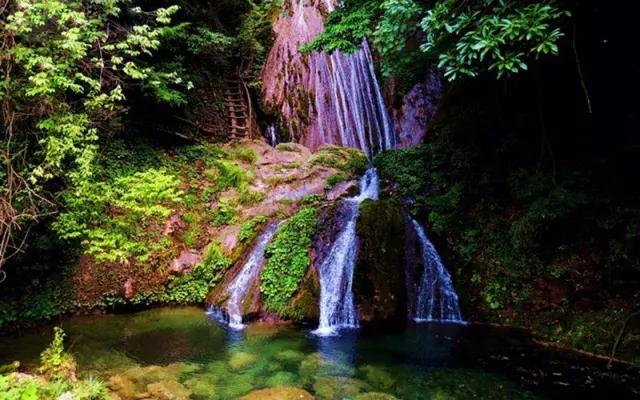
[354,200,407,321]
[326,172,347,189]
[260,208,318,314]
[275,142,302,152]
[239,216,268,242]
[231,146,258,164]
[309,145,368,177]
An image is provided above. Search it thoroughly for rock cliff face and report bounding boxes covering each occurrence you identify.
[261,0,395,153]
[392,72,443,148]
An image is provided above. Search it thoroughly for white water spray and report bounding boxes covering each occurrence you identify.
[411,219,463,323]
[313,168,379,336]
[216,222,281,330]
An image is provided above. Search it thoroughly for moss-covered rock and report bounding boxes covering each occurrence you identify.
[147,380,190,400]
[308,145,368,178]
[279,266,320,322]
[353,393,399,400]
[313,376,370,400]
[241,386,315,400]
[228,351,258,371]
[354,200,407,322]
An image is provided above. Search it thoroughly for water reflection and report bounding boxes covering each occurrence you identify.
[0,307,636,399]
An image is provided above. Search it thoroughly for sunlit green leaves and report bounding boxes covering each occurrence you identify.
[421,0,570,80]
[307,0,569,81]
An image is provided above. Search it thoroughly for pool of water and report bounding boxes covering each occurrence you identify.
[0,307,637,399]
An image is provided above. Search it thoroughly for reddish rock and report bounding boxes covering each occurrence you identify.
[327,180,358,201]
[169,250,201,275]
[163,213,185,236]
[123,279,134,299]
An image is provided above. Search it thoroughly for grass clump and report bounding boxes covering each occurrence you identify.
[326,172,347,189]
[275,142,302,152]
[309,145,368,177]
[260,208,318,314]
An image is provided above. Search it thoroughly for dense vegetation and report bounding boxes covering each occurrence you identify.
[0,0,638,371]
[261,207,318,315]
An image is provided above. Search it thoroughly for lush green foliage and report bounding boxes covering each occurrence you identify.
[422,0,570,80]
[306,0,569,81]
[239,216,268,242]
[261,208,318,314]
[54,169,182,263]
[0,0,184,268]
[1,328,108,400]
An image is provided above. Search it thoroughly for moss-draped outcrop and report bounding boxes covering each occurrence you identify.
[354,200,407,323]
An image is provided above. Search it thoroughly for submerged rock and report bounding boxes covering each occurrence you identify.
[108,375,137,399]
[359,365,396,391]
[265,371,298,387]
[229,351,258,371]
[241,386,314,400]
[313,376,370,400]
[147,380,190,400]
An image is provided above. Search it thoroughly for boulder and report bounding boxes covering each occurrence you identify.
[163,213,186,236]
[313,376,369,400]
[147,380,190,400]
[354,200,407,323]
[108,374,137,399]
[169,250,201,275]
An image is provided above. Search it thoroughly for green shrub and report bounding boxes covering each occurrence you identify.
[239,216,268,242]
[326,172,347,189]
[301,194,327,205]
[215,160,248,191]
[231,146,258,164]
[260,208,318,314]
[208,199,239,226]
[39,327,76,381]
[53,168,182,263]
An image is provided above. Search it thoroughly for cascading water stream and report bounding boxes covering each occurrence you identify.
[313,168,380,336]
[262,0,398,335]
[261,0,395,155]
[411,219,463,323]
[213,222,281,330]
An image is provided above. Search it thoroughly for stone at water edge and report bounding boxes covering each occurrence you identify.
[241,386,315,400]
[108,374,137,399]
[147,380,191,400]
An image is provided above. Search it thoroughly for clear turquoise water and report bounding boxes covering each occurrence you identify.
[0,307,635,399]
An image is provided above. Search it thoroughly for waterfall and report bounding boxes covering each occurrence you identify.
[313,168,379,336]
[261,0,395,153]
[411,219,463,323]
[265,123,279,147]
[218,222,281,330]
